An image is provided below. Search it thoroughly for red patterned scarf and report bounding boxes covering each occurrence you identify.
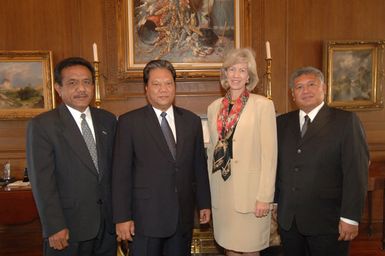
[217,90,249,139]
[213,90,249,180]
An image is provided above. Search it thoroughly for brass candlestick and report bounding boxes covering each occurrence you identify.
[265,58,272,99]
[93,61,101,108]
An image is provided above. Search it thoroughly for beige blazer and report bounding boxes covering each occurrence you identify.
[207,94,277,213]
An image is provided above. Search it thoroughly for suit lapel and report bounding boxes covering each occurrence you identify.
[144,105,175,162]
[91,108,109,179]
[174,107,185,161]
[209,101,221,146]
[287,110,302,140]
[58,104,99,177]
[302,105,332,143]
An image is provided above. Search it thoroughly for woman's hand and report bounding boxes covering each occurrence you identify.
[254,201,270,218]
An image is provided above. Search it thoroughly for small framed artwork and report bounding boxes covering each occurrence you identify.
[118,0,245,78]
[0,51,55,119]
[323,40,384,110]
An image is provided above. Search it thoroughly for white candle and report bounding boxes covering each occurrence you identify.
[265,41,271,59]
[93,42,98,62]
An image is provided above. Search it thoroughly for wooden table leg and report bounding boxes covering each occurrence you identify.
[368,191,373,236]
[383,187,385,250]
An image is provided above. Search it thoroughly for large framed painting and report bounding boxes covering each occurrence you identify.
[0,51,55,119]
[118,0,246,78]
[323,40,384,110]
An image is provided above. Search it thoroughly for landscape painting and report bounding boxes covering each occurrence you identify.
[0,51,54,119]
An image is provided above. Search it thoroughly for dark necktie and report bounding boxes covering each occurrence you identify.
[81,113,99,172]
[301,115,310,138]
[160,112,176,159]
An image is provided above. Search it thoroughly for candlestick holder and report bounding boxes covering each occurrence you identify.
[264,58,272,99]
[93,61,101,108]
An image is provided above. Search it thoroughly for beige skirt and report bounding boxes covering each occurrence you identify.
[211,172,271,252]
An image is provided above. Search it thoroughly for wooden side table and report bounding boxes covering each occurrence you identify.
[0,186,42,255]
[0,186,38,225]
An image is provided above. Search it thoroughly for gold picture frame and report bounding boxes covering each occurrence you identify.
[323,40,384,110]
[117,0,248,78]
[0,51,55,119]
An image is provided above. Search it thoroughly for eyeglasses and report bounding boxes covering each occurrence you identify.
[62,79,94,88]
[293,81,321,92]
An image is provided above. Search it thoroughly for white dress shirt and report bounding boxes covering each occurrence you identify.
[66,105,96,141]
[299,101,324,128]
[152,106,177,142]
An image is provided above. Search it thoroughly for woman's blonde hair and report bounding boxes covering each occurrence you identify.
[220,48,259,91]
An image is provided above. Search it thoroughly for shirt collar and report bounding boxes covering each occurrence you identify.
[66,105,91,118]
[152,105,174,120]
[299,101,324,122]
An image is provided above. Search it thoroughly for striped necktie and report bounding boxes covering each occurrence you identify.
[81,113,99,172]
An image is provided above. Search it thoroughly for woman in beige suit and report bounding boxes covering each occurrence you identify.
[207,48,277,255]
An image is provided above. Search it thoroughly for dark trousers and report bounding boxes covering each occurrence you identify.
[129,224,192,256]
[279,218,350,256]
[43,218,117,256]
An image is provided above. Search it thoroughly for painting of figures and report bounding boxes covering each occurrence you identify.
[324,41,384,110]
[331,49,372,102]
[125,0,240,71]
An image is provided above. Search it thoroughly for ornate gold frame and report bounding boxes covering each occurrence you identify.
[0,51,54,119]
[323,40,384,110]
[117,0,250,79]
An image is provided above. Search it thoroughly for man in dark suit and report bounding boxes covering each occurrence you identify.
[276,66,369,256]
[26,57,117,256]
[112,59,211,256]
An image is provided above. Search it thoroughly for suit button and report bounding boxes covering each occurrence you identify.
[175,187,178,193]
[291,187,298,191]
[294,167,299,172]
[297,149,302,154]
[97,199,103,204]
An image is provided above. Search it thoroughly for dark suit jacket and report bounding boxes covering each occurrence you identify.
[26,103,117,241]
[276,105,369,235]
[112,105,211,237]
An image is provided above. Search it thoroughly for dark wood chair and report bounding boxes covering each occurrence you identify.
[366,161,385,249]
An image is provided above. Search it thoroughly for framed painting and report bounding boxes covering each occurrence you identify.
[323,40,384,110]
[118,0,246,78]
[0,51,55,119]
